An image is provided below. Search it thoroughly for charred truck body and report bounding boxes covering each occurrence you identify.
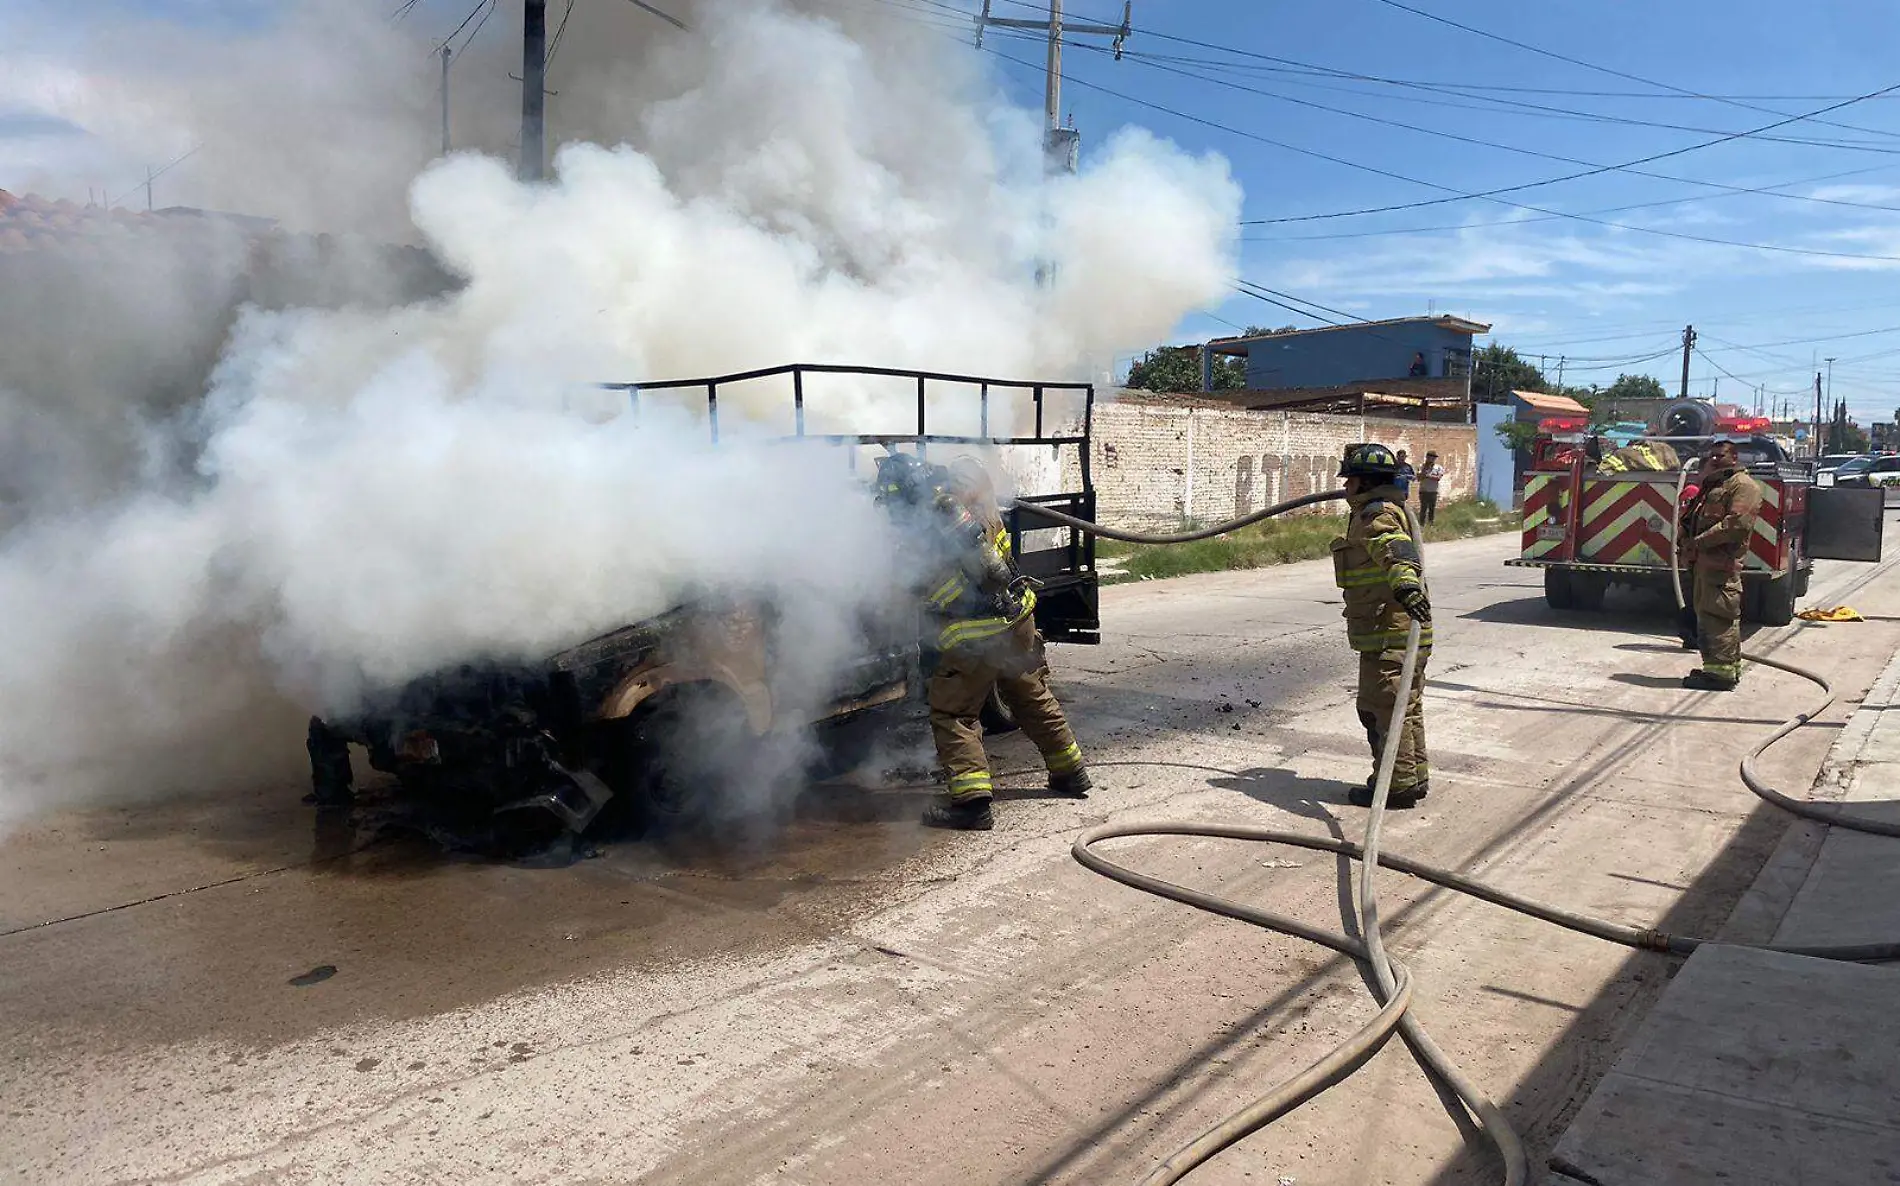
[306,365,1100,846]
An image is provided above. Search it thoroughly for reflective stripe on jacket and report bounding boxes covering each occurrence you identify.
[1331,485,1433,654]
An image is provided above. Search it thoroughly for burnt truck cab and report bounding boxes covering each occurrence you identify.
[306,365,1101,847]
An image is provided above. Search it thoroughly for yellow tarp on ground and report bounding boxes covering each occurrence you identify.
[1797,606,1865,622]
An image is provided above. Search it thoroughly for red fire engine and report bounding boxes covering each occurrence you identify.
[1507,410,1883,625]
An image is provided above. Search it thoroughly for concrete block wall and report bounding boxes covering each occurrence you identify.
[1064,395,1479,531]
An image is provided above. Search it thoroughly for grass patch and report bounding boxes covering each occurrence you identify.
[1098,498,1518,585]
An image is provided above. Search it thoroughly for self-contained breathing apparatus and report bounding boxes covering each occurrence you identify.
[874,451,1038,632]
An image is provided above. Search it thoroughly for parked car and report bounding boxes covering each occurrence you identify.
[1815,452,1866,477]
[1816,454,1874,487]
[1833,453,1900,489]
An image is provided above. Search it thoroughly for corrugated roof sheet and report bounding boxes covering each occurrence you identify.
[1511,389,1589,415]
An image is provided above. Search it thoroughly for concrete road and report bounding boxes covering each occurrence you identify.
[4,529,1898,1186]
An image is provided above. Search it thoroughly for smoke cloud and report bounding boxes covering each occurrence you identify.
[0,0,1241,831]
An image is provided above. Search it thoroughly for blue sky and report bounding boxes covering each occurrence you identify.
[982,0,1900,425]
[8,0,1900,424]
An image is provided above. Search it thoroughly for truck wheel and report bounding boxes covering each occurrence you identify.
[610,687,752,832]
[980,687,1021,736]
[1754,574,1798,627]
[1793,566,1812,598]
[1569,573,1607,611]
[1543,568,1576,610]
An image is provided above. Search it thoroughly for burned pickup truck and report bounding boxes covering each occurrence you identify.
[304,364,1101,848]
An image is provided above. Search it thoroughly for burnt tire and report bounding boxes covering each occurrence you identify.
[609,687,752,832]
[980,686,1021,736]
[1543,567,1576,611]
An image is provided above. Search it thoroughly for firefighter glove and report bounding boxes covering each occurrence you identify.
[1395,584,1432,623]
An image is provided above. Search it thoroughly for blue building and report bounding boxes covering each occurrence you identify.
[1208,315,1491,391]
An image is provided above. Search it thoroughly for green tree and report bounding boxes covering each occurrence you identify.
[1125,346,1246,393]
[1471,344,1546,403]
[1123,327,1289,393]
[1604,373,1667,404]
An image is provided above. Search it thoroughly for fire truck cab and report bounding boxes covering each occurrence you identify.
[1508,405,1884,626]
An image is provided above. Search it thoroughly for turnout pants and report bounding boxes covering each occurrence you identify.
[1693,566,1744,685]
[1356,648,1430,791]
[929,617,1083,802]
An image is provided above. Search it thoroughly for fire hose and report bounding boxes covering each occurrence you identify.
[1016,486,1898,1185]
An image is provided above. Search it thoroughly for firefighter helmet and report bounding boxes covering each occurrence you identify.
[874,452,947,506]
[1337,442,1402,480]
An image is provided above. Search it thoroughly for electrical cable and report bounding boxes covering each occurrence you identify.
[1040,469,1899,1182]
[1366,0,1900,144]
[1077,41,1900,216]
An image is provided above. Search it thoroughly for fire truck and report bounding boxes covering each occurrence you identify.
[1506,403,1884,626]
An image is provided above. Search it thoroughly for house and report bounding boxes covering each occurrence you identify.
[1207,315,1492,391]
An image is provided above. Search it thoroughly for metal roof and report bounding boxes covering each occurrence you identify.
[1208,315,1493,355]
[1511,390,1590,416]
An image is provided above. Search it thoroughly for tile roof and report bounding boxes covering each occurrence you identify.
[0,189,275,255]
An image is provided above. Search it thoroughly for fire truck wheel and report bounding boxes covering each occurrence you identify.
[1569,573,1607,611]
[1793,566,1812,599]
[1543,567,1576,610]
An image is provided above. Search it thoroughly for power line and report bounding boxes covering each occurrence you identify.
[1367,0,1900,143]
[107,143,203,208]
[546,0,577,68]
[1240,78,1900,225]
[1241,163,1900,243]
[1112,47,1900,155]
[1080,44,1900,217]
[624,0,689,31]
[972,40,1900,261]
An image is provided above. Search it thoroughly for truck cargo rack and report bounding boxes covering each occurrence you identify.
[597,363,1101,644]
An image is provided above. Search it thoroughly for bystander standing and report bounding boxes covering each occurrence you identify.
[1418,451,1444,523]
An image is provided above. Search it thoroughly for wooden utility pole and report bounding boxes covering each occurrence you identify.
[520,0,547,181]
[1679,324,1696,399]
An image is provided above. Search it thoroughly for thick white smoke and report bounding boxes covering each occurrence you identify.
[0,0,1241,830]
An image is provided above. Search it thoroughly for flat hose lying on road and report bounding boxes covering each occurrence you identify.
[1045,488,1897,1184]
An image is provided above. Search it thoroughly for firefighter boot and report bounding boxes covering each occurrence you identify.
[1049,767,1093,798]
[1350,777,1428,810]
[921,796,995,830]
[1682,668,1738,692]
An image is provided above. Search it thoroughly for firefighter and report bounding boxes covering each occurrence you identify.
[1331,444,1433,809]
[1597,436,1681,474]
[875,454,1091,831]
[1679,440,1762,690]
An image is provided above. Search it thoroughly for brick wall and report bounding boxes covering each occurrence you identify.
[1063,394,1479,531]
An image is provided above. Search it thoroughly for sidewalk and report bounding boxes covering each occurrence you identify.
[1546,645,1900,1185]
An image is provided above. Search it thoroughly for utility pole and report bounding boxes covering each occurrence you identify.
[1679,324,1696,399]
[519,0,547,182]
[1814,371,1824,460]
[144,165,154,212]
[1824,356,1836,455]
[1556,355,1566,388]
[975,0,1130,177]
[440,44,452,154]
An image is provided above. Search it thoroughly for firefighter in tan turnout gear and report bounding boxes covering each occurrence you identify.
[876,454,1090,831]
[1331,444,1434,809]
[1680,439,1763,691]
